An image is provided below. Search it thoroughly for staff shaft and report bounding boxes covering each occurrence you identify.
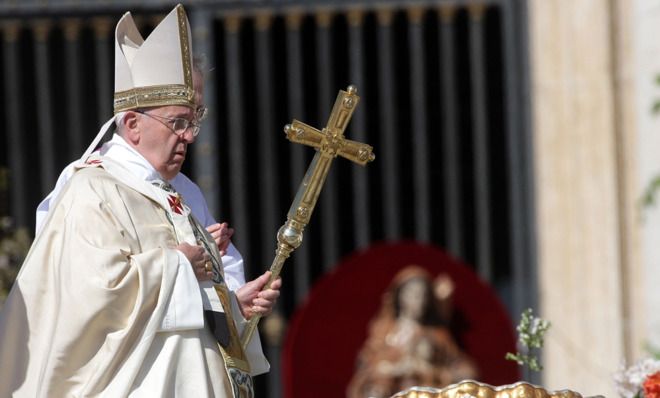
[240,153,326,349]
[239,85,374,351]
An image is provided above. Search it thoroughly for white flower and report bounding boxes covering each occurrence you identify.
[614,358,660,398]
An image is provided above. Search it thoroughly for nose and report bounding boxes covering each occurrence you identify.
[180,129,196,144]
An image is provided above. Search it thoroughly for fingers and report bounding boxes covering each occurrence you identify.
[250,300,274,316]
[206,223,223,234]
[255,274,282,293]
[221,226,235,240]
[189,251,212,281]
[249,273,280,298]
[257,287,280,301]
[207,222,233,237]
[250,305,273,317]
[197,247,207,260]
[206,223,234,254]
[194,268,212,281]
[218,237,232,255]
[252,271,272,288]
[176,243,207,264]
[193,260,212,281]
[268,277,282,290]
[210,232,223,247]
[235,271,284,318]
[249,279,281,316]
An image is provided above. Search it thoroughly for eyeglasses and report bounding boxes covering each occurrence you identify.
[136,110,201,137]
[196,106,208,122]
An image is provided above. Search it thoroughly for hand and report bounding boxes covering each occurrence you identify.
[235,271,282,319]
[206,222,234,256]
[176,242,212,281]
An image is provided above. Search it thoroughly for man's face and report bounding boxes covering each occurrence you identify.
[135,105,195,180]
[131,70,204,181]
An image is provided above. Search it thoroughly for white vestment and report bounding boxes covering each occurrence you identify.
[0,142,268,397]
[36,134,246,291]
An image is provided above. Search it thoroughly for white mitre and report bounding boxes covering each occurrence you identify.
[113,3,194,113]
[82,3,195,159]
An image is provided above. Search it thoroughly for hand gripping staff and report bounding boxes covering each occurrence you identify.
[240,85,375,350]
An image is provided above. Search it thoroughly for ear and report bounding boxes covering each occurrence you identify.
[122,111,141,145]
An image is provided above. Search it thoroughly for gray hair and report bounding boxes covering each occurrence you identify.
[114,111,127,135]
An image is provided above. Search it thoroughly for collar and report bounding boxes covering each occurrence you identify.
[100,134,164,183]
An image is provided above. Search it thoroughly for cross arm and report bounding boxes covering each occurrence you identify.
[284,120,323,150]
[336,138,375,166]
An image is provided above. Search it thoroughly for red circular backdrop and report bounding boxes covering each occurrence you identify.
[281,241,520,397]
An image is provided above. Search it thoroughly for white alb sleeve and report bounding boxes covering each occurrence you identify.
[222,243,246,291]
[158,250,205,332]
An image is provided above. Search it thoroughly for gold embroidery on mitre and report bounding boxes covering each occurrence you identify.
[177,5,193,91]
[114,84,194,112]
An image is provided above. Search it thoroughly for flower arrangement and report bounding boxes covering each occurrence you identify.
[614,358,660,398]
[505,308,551,372]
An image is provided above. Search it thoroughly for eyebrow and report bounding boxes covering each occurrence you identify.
[165,110,195,120]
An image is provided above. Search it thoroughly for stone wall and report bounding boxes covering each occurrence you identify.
[530,0,659,395]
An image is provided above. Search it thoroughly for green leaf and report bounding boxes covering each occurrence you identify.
[504,308,550,372]
[644,341,660,360]
[652,101,660,114]
[641,176,660,209]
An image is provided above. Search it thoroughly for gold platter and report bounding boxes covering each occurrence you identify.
[390,380,589,398]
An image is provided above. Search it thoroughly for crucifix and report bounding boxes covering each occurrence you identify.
[241,85,375,349]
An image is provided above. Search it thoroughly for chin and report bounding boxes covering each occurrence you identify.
[161,166,182,180]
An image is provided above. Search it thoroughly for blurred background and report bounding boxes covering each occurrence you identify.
[0,0,659,397]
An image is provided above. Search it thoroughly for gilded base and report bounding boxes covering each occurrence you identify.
[389,380,601,398]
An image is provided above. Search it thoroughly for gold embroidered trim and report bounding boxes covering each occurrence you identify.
[114,84,194,112]
[214,283,251,373]
[177,5,193,91]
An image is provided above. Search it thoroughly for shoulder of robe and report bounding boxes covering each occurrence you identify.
[59,167,146,244]
[61,167,122,203]
[72,165,115,183]
[74,166,123,187]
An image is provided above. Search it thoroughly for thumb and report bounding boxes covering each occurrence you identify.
[252,271,272,290]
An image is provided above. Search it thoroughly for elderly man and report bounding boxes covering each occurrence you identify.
[35,60,278,312]
[0,5,276,397]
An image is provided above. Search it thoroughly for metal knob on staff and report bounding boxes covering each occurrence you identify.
[240,85,375,350]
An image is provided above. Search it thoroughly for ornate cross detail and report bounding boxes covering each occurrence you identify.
[241,85,375,349]
[285,85,373,163]
[282,85,375,226]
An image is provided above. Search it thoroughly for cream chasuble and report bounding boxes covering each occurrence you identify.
[36,134,246,292]
[0,153,267,397]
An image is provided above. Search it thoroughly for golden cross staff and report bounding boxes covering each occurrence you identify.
[240,85,375,350]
